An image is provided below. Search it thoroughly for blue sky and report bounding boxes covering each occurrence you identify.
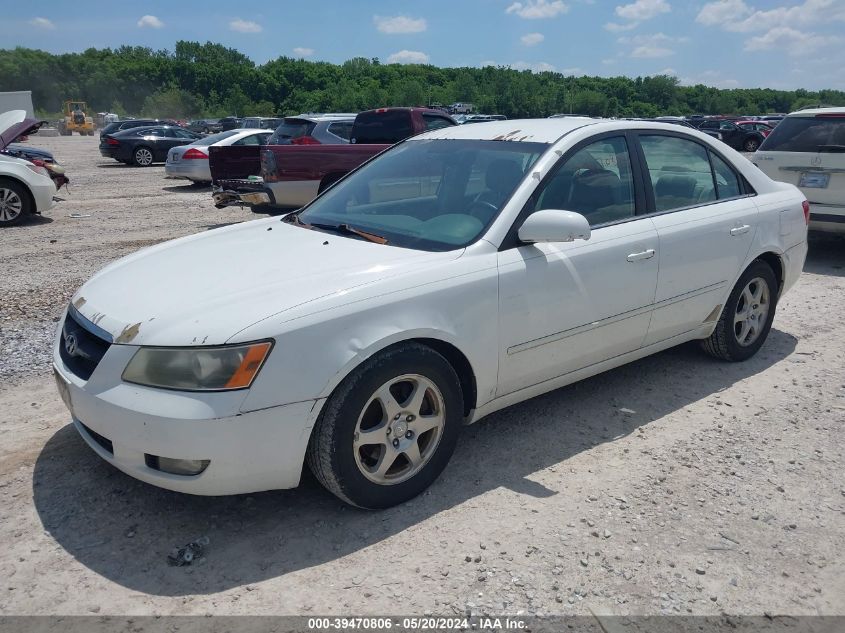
[7,0,845,90]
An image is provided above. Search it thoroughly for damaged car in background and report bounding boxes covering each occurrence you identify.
[0,109,63,226]
[54,118,807,508]
[210,108,455,212]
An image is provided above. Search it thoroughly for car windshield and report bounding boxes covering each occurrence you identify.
[759,116,845,152]
[191,130,241,146]
[293,138,548,251]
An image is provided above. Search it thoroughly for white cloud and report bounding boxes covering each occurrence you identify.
[697,0,845,33]
[137,15,163,29]
[374,15,427,33]
[562,66,586,75]
[292,47,314,57]
[521,32,545,46]
[506,1,569,19]
[604,21,638,31]
[619,32,686,58]
[615,0,671,21]
[387,50,430,64]
[744,26,842,56]
[510,60,557,72]
[695,0,750,26]
[658,67,677,75]
[229,18,262,33]
[29,17,56,29]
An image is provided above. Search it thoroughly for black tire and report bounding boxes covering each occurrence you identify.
[743,137,761,152]
[701,260,778,361]
[307,342,464,509]
[133,146,155,167]
[0,178,32,226]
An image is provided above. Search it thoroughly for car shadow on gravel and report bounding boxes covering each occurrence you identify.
[805,232,845,277]
[32,328,797,596]
[162,183,211,193]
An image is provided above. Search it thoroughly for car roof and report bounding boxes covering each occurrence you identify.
[291,113,357,122]
[787,106,845,117]
[418,117,599,143]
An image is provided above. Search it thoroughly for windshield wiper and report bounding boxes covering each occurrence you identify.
[818,144,845,153]
[284,215,388,244]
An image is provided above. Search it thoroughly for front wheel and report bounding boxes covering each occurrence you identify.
[307,342,463,508]
[133,146,154,167]
[0,179,32,226]
[701,260,777,361]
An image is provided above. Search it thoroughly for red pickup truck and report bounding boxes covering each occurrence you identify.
[210,107,455,211]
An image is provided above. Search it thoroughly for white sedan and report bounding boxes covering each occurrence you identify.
[54,119,808,508]
[164,128,272,183]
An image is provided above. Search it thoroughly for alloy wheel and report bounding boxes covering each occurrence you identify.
[135,148,153,166]
[353,374,446,485]
[734,277,770,347]
[0,187,23,223]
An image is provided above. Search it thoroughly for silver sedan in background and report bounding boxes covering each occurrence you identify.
[165,129,272,184]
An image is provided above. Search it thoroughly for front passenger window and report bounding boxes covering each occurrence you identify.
[529,136,635,227]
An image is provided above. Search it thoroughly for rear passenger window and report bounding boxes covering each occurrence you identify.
[328,122,352,140]
[640,136,716,211]
[529,136,635,226]
[710,153,742,199]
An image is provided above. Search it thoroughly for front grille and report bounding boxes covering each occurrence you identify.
[79,421,113,454]
[60,310,111,380]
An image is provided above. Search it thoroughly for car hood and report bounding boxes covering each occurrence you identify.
[0,110,44,151]
[70,218,462,346]
[3,143,55,162]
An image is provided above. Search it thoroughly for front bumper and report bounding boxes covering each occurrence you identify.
[30,178,57,213]
[53,332,324,496]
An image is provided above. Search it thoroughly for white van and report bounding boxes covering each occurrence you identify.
[754,107,845,233]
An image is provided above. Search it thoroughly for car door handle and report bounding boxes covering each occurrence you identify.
[730,224,751,236]
[627,249,655,262]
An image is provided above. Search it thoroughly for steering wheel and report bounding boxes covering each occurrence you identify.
[468,200,499,220]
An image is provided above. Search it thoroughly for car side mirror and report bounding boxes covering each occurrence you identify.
[518,209,591,244]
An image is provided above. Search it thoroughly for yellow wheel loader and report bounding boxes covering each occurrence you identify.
[57,100,95,136]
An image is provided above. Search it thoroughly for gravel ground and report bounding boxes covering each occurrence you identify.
[0,136,843,618]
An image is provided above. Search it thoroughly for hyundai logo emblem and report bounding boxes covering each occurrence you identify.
[65,332,79,357]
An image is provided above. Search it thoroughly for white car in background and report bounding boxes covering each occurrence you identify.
[0,109,57,226]
[165,129,273,184]
[54,118,807,508]
[754,107,845,233]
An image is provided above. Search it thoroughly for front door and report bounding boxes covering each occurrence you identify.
[497,135,659,396]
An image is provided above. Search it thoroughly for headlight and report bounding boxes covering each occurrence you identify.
[25,163,50,178]
[122,341,273,391]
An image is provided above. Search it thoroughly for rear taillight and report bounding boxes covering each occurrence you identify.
[106,137,119,146]
[182,148,208,159]
[290,136,320,145]
[802,200,810,225]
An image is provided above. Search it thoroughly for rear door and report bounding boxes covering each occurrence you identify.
[755,113,845,217]
[635,133,758,346]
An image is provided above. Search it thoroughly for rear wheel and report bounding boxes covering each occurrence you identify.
[0,179,32,226]
[701,260,777,361]
[743,137,761,152]
[133,146,154,167]
[307,342,463,509]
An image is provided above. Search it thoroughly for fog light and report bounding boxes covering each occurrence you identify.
[145,454,210,476]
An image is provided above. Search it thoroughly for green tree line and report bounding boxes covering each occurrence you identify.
[1,41,843,120]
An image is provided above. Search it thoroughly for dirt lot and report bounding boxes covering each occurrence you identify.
[0,135,843,617]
